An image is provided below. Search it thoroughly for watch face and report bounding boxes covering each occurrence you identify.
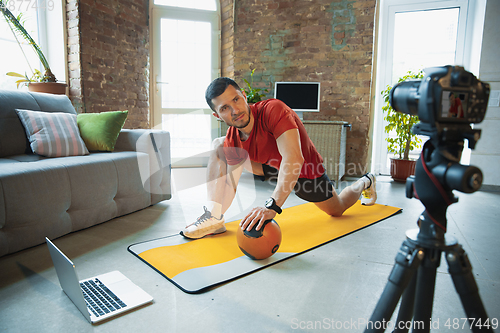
[265,197,281,214]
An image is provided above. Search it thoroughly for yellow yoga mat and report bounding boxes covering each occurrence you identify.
[128,201,401,293]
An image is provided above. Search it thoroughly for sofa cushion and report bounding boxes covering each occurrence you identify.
[77,110,128,151]
[0,158,74,255]
[16,109,89,157]
[0,90,77,158]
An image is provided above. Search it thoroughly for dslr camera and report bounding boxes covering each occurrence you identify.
[391,66,490,197]
[389,65,490,155]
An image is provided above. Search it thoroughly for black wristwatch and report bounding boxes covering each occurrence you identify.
[265,197,282,214]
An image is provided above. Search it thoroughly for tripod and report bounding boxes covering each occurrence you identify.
[364,140,494,333]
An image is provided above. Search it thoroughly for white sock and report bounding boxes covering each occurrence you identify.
[206,201,223,218]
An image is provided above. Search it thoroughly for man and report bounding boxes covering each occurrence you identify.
[448,92,464,118]
[180,77,377,239]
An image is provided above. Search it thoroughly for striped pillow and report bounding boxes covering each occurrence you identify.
[16,109,89,157]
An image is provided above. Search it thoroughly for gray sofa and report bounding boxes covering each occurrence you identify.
[0,90,171,257]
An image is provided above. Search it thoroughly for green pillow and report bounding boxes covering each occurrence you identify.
[77,111,128,151]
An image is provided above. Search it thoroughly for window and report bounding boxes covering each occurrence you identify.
[151,0,219,166]
[154,0,216,11]
[160,18,212,109]
[0,1,66,91]
[392,8,460,83]
[386,8,461,163]
[0,6,39,90]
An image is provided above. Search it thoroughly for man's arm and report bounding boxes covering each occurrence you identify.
[272,128,305,207]
[240,128,304,231]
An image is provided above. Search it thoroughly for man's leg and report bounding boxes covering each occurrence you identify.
[206,137,233,216]
[314,174,376,217]
[181,137,232,239]
[207,138,262,215]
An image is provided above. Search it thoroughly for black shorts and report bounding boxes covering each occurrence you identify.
[261,164,335,203]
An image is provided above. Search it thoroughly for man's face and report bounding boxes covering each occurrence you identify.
[211,85,251,129]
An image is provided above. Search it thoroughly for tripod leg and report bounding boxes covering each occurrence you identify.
[364,240,422,333]
[393,273,417,333]
[412,248,441,332]
[446,245,494,333]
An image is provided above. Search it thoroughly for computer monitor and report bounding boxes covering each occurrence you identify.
[274,82,321,112]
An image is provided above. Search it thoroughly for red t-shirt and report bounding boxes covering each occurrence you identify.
[223,99,325,179]
[449,97,463,118]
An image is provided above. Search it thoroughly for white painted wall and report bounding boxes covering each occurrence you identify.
[471,0,500,187]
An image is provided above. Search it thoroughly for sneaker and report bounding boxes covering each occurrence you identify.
[180,206,226,239]
[361,173,377,206]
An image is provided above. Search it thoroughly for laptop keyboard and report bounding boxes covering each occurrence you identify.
[80,278,127,317]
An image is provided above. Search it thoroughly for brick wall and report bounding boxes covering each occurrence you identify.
[223,0,376,176]
[66,0,150,129]
[65,0,375,172]
[221,0,235,78]
[66,0,83,113]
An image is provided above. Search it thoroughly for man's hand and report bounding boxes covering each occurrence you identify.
[240,207,277,231]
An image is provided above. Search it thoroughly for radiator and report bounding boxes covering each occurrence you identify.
[302,120,350,187]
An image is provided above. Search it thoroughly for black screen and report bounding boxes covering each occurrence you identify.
[274,83,320,111]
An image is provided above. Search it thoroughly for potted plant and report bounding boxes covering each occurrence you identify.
[1,2,66,94]
[243,69,268,103]
[381,70,423,182]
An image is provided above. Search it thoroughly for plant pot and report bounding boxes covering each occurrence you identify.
[28,82,67,95]
[390,158,416,182]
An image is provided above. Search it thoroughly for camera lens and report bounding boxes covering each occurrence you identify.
[389,80,421,116]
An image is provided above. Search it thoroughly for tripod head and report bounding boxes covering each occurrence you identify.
[406,140,483,241]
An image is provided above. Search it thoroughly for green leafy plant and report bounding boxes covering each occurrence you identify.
[243,69,268,103]
[1,2,57,86]
[381,70,424,160]
[6,69,44,88]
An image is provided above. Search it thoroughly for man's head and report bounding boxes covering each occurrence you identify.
[206,77,252,129]
[205,77,242,111]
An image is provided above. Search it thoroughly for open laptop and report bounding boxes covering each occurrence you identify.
[46,237,153,324]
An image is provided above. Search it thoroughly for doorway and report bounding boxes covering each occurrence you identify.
[372,0,485,175]
[150,1,220,166]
